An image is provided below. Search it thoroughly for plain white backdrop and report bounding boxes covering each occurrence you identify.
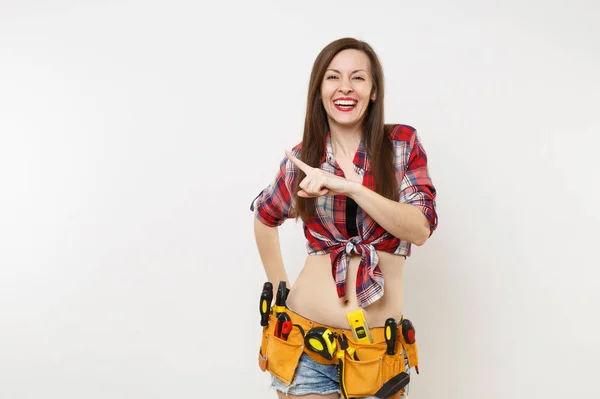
[1,0,599,398]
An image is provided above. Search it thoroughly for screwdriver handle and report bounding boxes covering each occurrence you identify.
[384,318,397,356]
[262,282,273,304]
[259,292,270,326]
[259,282,273,327]
[401,319,416,344]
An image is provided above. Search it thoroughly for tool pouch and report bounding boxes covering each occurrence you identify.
[342,343,406,398]
[381,353,408,399]
[258,328,268,372]
[399,335,419,370]
[258,312,305,385]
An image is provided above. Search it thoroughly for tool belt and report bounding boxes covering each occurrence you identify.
[258,298,419,398]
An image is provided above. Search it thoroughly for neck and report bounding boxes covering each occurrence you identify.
[329,123,363,159]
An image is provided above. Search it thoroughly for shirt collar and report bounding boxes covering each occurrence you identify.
[320,132,370,171]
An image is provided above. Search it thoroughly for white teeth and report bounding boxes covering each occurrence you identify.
[334,100,357,106]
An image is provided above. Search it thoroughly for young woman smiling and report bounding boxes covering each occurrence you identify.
[252,38,438,399]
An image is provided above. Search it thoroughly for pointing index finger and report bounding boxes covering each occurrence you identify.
[285,150,311,173]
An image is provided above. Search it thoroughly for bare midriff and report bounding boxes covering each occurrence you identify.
[286,251,406,329]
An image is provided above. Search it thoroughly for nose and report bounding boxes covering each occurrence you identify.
[338,76,353,94]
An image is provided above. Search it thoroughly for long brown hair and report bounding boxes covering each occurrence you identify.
[294,37,397,221]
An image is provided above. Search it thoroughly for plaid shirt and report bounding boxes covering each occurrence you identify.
[251,124,438,308]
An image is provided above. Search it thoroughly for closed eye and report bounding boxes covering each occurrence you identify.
[325,75,365,81]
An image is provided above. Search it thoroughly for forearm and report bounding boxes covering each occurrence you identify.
[253,216,291,287]
[347,182,430,246]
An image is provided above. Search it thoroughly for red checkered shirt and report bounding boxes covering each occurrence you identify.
[251,124,438,308]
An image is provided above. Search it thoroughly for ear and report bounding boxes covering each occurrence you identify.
[371,91,377,101]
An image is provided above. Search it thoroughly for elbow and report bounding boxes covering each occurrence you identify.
[413,237,427,247]
[412,226,431,247]
[410,207,435,246]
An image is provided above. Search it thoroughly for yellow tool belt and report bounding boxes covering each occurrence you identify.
[258,307,419,398]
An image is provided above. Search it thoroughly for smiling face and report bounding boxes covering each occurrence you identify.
[320,49,376,131]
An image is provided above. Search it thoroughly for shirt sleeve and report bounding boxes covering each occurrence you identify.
[398,130,438,236]
[250,153,297,227]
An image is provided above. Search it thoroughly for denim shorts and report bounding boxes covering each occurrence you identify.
[270,352,410,398]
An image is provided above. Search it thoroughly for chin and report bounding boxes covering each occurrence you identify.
[333,117,363,127]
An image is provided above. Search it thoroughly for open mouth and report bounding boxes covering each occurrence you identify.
[333,99,358,112]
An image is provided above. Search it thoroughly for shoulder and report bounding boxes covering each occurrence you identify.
[386,123,417,143]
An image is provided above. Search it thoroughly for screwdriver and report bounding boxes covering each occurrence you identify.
[401,319,415,344]
[384,318,397,356]
[263,282,273,297]
[259,282,273,327]
[401,319,419,374]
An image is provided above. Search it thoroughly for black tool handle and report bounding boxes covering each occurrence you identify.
[374,372,410,399]
[401,319,416,344]
[276,281,287,306]
[259,282,273,327]
[263,282,273,302]
[259,292,270,326]
[384,318,397,356]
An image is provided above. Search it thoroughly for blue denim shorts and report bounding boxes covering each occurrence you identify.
[270,352,410,398]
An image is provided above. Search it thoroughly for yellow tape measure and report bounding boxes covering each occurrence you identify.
[304,327,337,360]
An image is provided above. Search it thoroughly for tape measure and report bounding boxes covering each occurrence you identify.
[304,327,337,360]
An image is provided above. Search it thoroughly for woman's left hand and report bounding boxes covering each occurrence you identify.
[285,150,355,198]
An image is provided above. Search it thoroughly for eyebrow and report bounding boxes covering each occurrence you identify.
[326,69,367,74]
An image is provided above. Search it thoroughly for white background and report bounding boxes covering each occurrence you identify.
[1,1,599,398]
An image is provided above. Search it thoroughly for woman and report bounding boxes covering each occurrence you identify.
[251,38,438,399]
